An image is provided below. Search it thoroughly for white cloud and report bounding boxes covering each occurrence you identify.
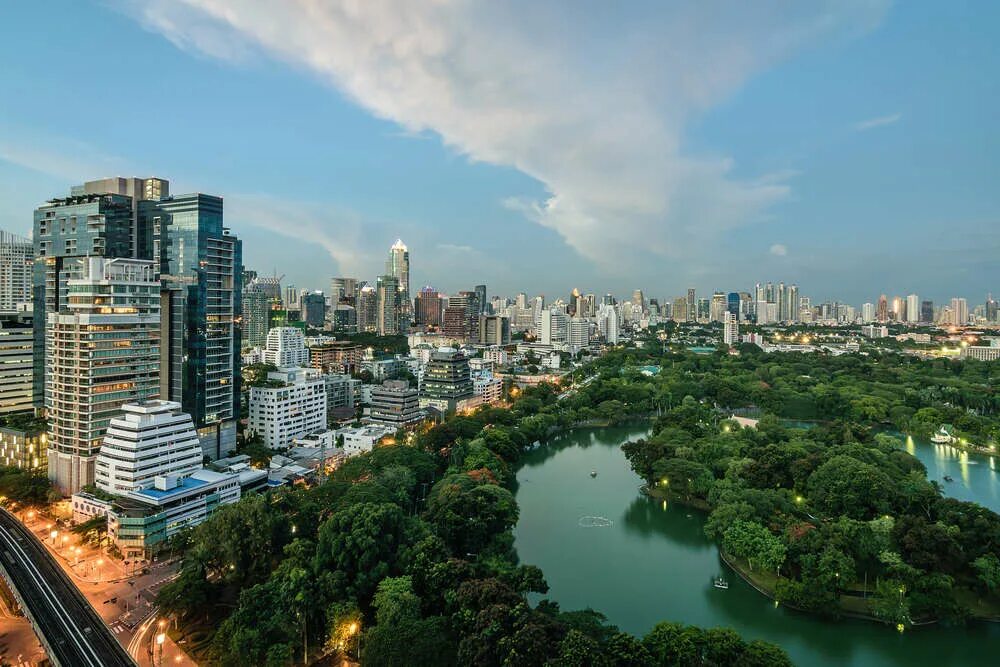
[854,112,901,131]
[120,0,889,268]
[770,243,788,256]
[0,132,127,182]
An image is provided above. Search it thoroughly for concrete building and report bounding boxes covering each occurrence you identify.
[597,304,619,344]
[483,346,509,367]
[962,339,1000,361]
[368,380,424,427]
[478,315,511,346]
[241,282,269,348]
[302,291,326,328]
[95,401,203,496]
[473,375,503,406]
[420,349,473,412]
[723,312,739,346]
[415,287,444,328]
[0,231,32,313]
[376,274,401,335]
[309,340,363,373]
[950,298,969,326]
[248,367,327,448]
[263,327,309,367]
[357,284,378,333]
[386,240,411,327]
[0,312,34,415]
[0,422,46,471]
[567,319,590,349]
[46,258,160,495]
[323,373,361,420]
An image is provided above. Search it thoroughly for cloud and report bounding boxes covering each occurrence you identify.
[120,0,889,269]
[854,113,901,131]
[770,243,788,256]
[0,131,127,182]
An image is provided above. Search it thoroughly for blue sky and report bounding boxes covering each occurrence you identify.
[1,0,996,306]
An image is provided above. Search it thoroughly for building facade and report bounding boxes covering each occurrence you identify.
[0,231,32,312]
[263,327,309,367]
[0,312,34,415]
[248,367,327,448]
[369,380,424,426]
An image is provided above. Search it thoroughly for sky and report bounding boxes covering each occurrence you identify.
[1,0,997,305]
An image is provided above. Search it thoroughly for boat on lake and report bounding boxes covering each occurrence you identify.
[931,425,957,444]
[943,475,954,482]
[713,577,729,590]
[590,470,597,478]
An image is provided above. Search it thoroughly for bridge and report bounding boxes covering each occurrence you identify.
[0,508,136,666]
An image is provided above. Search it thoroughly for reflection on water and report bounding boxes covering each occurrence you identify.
[514,424,1000,667]
[904,434,1000,513]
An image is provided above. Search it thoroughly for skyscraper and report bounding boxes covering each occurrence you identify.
[710,292,727,323]
[726,292,740,318]
[906,294,920,324]
[302,291,326,328]
[386,240,410,326]
[415,287,444,328]
[687,288,696,321]
[376,275,400,335]
[877,295,889,323]
[787,285,799,323]
[0,312,34,415]
[920,300,934,324]
[723,312,739,346]
[46,258,160,494]
[144,193,242,460]
[950,297,968,326]
[357,285,378,333]
[0,231,32,312]
[331,277,359,305]
[242,281,269,348]
[475,284,487,315]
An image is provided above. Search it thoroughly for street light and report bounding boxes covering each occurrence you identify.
[156,633,166,667]
[50,530,58,545]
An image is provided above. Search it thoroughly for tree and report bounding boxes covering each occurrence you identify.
[722,520,786,573]
[651,457,713,499]
[806,455,895,520]
[972,554,1000,593]
[425,475,518,554]
[552,629,606,667]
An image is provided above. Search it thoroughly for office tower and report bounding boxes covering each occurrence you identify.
[876,295,889,323]
[787,285,799,323]
[597,304,619,344]
[891,296,904,322]
[723,312,739,346]
[242,282,269,348]
[582,294,597,318]
[145,193,241,460]
[687,288,696,321]
[414,287,444,328]
[95,400,203,495]
[602,294,615,306]
[905,294,921,324]
[697,298,710,321]
[458,290,480,334]
[331,277,359,306]
[710,292,727,323]
[263,327,309,367]
[284,285,300,309]
[516,293,528,310]
[420,350,474,412]
[920,300,934,324]
[478,315,511,346]
[46,258,160,494]
[539,308,568,345]
[254,275,282,301]
[386,239,411,325]
[442,303,469,339]
[302,291,326,328]
[0,231,32,312]
[369,380,424,427]
[726,292,740,317]
[376,275,400,335]
[475,284,487,314]
[777,283,787,321]
[673,297,687,322]
[950,298,968,326]
[861,303,876,323]
[33,192,135,406]
[631,290,645,313]
[357,284,378,332]
[567,319,590,348]
[0,421,46,471]
[986,295,998,323]
[0,312,34,415]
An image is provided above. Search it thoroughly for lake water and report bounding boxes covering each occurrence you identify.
[513,424,1000,667]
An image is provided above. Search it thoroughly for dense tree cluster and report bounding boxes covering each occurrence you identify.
[0,466,54,505]
[159,371,790,665]
[612,343,1000,626]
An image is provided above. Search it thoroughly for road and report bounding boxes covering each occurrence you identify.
[0,508,136,667]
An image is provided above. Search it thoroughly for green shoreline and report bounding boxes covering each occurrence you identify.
[642,485,1000,626]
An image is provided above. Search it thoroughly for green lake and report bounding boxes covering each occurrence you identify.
[513,424,1000,666]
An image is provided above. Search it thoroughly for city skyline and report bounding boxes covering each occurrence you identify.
[0,2,997,301]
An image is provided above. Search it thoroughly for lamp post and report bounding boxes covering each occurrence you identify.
[50,530,58,546]
[156,632,165,667]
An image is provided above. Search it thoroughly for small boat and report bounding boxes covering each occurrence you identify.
[713,577,729,590]
[943,475,954,482]
[590,470,597,478]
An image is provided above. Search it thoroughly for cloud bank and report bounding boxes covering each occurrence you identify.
[124,0,890,269]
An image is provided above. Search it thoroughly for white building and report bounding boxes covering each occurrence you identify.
[0,231,32,312]
[249,367,327,448]
[567,319,590,349]
[483,346,509,367]
[861,302,876,323]
[906,294,921,324]
[473,375,503,405]
[950,298,969,326]
[597,304,619,344]
[723,312,739,346]
[263,327,309,367]
[336,425,394,456]
[95,401,203,495]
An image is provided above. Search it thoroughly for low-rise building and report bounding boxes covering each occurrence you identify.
[248,367,327,448]
[473,376,503,406]
[335,425,394,456]
[0,421,46,471]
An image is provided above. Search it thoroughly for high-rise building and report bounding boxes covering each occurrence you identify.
[302,291,326,328]
[539,308,568,345]
[672,297,687,322]
[331,277,359,305]
[414,287,444,328]
[723,312,739,346]
[631,290,645,313]
[986,295,999,323]
[861,303,876,323]
[906,294,920,324]
[241,281,269,348]
[726,292,740,318]
[376,275,400,335]
[877,295,889,323]
[95,400,203,495]
[567,319,590,348]
[787,285,799,323]
[358,284,378,332]
[710,292,727,323]
[145,193,241,460]
[687,288,696,321]
[248,367,327,448]
[950,298,968,326]
[478,315,511,346]
[0,231,32,312]
[46,258,160,494]
[597,304,619,344]
[369,380,424,427]
[475,284,488,314]
[386,240,411,326]
[263,327,309,367]
[284,285,300,308]
[0,312,34,415]
[33,192,136,406]
[920,300,934,324]
[697,298,710,321]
